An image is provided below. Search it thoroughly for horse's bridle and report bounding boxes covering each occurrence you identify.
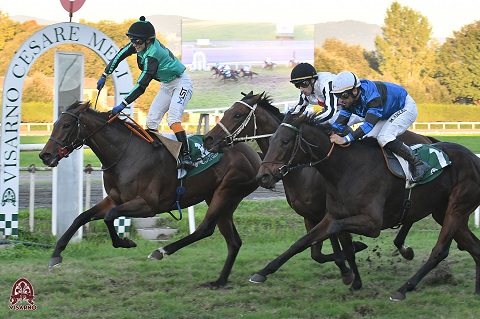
[264,122,335,178]
[216,100,273,146]
[49,111,131,170]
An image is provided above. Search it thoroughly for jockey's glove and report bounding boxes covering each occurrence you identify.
[96,73,107,91]
[112,102,126,115]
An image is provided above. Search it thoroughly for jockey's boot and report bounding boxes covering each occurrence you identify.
[385,139,430,182]
[175,131,195,170]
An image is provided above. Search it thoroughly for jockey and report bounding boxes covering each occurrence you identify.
[289,62,363,127]
[329,71,430,182]
[96,16,194,169]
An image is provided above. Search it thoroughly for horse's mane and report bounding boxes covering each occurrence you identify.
[283,111,379,147]
[66,101,87,111]
[241,91,284,122]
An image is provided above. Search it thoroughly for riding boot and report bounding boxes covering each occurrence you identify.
[175,131,195,170]
[385,140,430,182]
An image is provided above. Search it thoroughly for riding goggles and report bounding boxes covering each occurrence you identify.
[334,91,351,99]
[293,80,311,89]
[129,37,145,45]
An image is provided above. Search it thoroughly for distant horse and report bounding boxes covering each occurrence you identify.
[210,65,223,77]
[262,60,276,70]
[39,101,261,287]
[219,68,239,82]
[203,92,439,290]
[238,68,258,80]
[252,111,480,300]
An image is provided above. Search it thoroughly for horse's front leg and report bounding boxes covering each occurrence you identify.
[103,197,155,248]
[50,197,115,268]
[250,214,334,284]
[393,222,415,260]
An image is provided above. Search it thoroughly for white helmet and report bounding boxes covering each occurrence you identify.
[331,71,361,93]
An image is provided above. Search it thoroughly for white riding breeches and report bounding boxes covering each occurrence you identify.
[146,73,193,130]
[365,94,417,147]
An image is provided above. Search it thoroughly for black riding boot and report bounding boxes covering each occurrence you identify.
[384,139,430,182]
[175,131,195,170]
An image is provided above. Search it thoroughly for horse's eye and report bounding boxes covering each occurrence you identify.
[282,139,290,145]
[63,123,70,129]
[234,113,242,119]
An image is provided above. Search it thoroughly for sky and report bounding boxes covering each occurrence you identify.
[0,0,478,39]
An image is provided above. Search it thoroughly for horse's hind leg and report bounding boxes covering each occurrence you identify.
[390,213,463,301]
[49,197,114,268]
[451,225,480,295]
[393,222,415,260]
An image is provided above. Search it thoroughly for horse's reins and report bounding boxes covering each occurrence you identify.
[262,122,335,178]
[217,100,273,146]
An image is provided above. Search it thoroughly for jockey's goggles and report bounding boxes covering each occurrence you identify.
[293,80,311,89]
[129,37,145,45]
[334,90,352,99]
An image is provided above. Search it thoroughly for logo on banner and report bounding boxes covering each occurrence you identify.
[9,278,37,311]
[1,188,16,206]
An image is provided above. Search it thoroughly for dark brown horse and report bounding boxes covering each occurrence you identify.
[252,111,480,300]
[39,101,261,287]
[203,92,438,290]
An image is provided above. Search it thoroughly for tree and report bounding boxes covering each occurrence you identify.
[23,72,53,102]
[314,38,378,78]
[435,21,480,103]
[375,2,435,81]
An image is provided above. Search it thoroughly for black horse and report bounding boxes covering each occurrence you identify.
[203,92,438,289]
[252,111,480,300]
[39,101,261,287]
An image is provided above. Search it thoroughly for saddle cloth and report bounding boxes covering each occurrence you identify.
[383,144,451,188]
[150,132,223,178]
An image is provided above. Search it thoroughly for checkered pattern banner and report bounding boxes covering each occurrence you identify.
[114,217,131,237]
[0,212,19,236]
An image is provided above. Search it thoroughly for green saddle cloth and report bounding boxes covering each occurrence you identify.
[186,135,223,177]
[411,144,451,185]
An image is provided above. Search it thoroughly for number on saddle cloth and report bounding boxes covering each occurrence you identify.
[383,145,451,184]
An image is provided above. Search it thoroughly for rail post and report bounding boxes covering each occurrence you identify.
[84,164,93,233]
[28,164,36,233]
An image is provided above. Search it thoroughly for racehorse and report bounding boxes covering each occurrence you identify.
[238,68,258,80]
[252,111,480,300]
[203,92,438,290]
[39,101,261,287]
[210,65,223,78]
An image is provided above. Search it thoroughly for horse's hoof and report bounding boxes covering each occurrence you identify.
[249,273,267,283]
[148,249,164,260]
[399,247,414,260]
[353,241,368,253]
[341,269,354,285]
[389,291,406,301]
[349,280,362,291]
[49,256,63,268]
[113,237,137,248]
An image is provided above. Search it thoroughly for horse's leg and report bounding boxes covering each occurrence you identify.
[338,232,363,290]
[49,197,114,268]
[103,197,156,248]
[207,214,242,287]
[453,227,480,295]
[328,234,354,286]
[148,198,240,279]
[390,213,463,301]
[250,214,334,284]
[393,222,415,260]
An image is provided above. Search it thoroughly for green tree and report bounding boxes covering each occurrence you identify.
[23,72,53,102]
[375,2,435,80]
[314,38,378,78]
[435,21,480,103]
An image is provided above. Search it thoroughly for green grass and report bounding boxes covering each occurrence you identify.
[1,199,479,318]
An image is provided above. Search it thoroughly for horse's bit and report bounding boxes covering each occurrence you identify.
[268,122,334,178]
[216,100,273,146]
